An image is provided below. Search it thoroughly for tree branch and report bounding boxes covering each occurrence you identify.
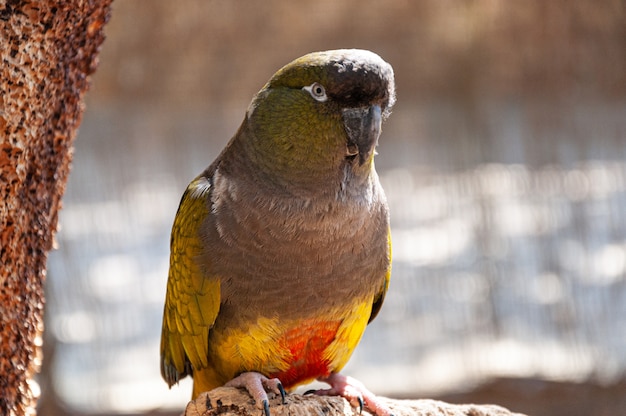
[184,387,527,416]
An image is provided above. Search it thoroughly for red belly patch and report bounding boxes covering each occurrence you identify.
[270,319,341,388]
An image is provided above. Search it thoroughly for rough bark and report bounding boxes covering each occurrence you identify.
[0,1,112,415]
[184,387,527,416]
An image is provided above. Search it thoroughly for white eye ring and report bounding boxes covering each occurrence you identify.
[303,82,328,102]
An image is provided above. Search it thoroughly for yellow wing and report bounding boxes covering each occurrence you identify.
[160,175,220,387]
[368,227,392,324]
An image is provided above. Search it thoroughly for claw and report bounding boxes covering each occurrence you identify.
[277,381,286,404]
[262,399,270,416]
[357,395,364,414]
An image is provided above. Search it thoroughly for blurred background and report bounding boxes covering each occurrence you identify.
[40,1,626,415]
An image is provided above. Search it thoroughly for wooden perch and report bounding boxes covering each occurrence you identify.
[184,387,527,416]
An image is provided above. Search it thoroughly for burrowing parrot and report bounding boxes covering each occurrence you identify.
[160,49,396,416]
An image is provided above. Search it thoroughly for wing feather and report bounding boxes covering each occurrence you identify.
[160,176,220,387]
[368,227,392,324]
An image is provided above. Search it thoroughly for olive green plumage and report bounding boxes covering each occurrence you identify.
[160,49,396,399]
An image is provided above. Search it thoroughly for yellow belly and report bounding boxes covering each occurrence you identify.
[192,300,372,397]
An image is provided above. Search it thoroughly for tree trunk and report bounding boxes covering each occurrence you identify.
[0,1,112,415]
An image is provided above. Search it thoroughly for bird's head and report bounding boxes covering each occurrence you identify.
[235,49,395,194]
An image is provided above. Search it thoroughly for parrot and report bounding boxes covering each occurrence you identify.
[160,49,396,416]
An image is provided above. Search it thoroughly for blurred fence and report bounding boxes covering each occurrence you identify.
[41,1,625,415]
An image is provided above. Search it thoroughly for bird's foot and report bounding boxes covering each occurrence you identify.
[311,373,393,416]
[224,371,285,416]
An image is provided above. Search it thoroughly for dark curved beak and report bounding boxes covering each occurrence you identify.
[342,104,382,165]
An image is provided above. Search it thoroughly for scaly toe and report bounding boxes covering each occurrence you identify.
[316,373,392,416]
[262,378,286,404]
[224,371,285,414]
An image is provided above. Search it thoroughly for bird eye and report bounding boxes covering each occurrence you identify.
[303,82,328,102]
